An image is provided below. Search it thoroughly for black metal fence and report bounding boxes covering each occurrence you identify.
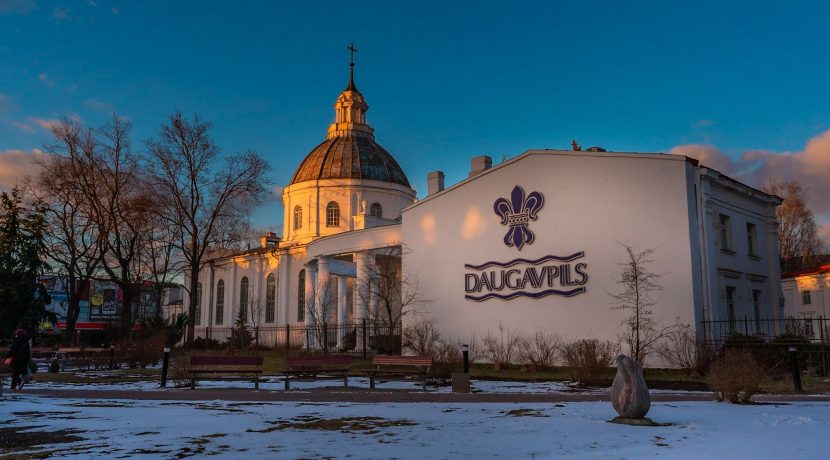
[227,320,402,358]
[701,316,830,376]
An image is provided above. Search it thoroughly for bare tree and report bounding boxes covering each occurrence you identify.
[141,218,184,320]
[302,277,336,353]
[246,283,265,348]
[356,246,424,354]
[761,179,824,272]
[609,243,673,364]
[42,115,153,336]
[32,127,106,344]
[145,112,270,346]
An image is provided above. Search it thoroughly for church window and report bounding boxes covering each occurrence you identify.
[239,276,249,321]
[293,205,302,230]
[265,273,276,323]
[215,280,225,325]
[194,282,202,326]
[298,269,306,321]
[326,202,340,227]
[369,202,383,218]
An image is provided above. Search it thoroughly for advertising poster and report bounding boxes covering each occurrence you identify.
[89,281,122,320]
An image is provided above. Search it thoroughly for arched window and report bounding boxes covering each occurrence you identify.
[297,269,306,321]
[293,205,303,230]
[369,202,383,218]
[239,276,249,321]
[194,282,202,326]
[215,280,225,325]
[265,273,276,323]
[326,201,340,227]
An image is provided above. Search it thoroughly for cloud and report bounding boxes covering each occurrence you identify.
[0,0,36,15]
[0,149,48,192]
[670,129,830,247]
[111,7,119,15]
[26,116,61,131]
[52,6,69,22]
[38,72,55,87]
[84,98,112,112]
[9,120,35,133]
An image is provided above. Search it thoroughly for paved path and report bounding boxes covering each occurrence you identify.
[15,387,830,403]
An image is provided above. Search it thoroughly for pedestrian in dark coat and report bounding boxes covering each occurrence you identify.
[5,329,31,390]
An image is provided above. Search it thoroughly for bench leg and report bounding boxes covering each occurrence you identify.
[284,376,290,391]
[369,376,375,389]
[343,374,348,388]
[255,377,259,390]
[422,377,427,392]
[190,375,196,390]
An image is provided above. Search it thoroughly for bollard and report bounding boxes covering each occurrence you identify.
[462,344,470,374]
[160,347,171,388]
[109,345,115,370]
[789,347,803,392]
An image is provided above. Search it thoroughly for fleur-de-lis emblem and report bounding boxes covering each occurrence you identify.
[493,186,544,250]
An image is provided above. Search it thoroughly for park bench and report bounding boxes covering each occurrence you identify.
[189,355,264,390]
[280,355,352,390]
[366,355,433,391]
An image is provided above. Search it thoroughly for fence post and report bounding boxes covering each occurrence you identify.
[323,322,328,355]
[362,318,368,360]
[160,347,171,388]
[743,316,749,336]
[820,317,827,377]
[789,347,803,392]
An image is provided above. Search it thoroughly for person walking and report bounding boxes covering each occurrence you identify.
[4,328,31,391]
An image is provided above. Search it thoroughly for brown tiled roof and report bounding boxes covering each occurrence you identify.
[290,135,410,187]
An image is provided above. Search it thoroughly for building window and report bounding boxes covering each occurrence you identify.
[297,269,306,321]
[326,201,340,227]
[746,222,757,256]
[239,276,249,321]
[215,280,225,325]
[802,290,812,305]
[293,205,302,230]
[369,202,383,218]
[804,317,814,337]
[719,214,732,252]
[265,273,276,323]
[752,289,762,333]
[725,286,736,332]
[194,282,202,326]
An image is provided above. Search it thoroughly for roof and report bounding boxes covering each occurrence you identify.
[289,135,411,187]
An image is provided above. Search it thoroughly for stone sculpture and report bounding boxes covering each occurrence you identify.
[610,354,653,425]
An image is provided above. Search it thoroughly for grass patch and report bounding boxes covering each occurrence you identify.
[0,426,85,454]
[248,415,417,434]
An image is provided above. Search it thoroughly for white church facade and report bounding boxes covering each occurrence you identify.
[185,61,784,357]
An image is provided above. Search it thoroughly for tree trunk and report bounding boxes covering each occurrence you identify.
[186,264,199,347]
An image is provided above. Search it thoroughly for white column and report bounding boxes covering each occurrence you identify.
[354,252,372,320]
[278,251,290,325]
[304,262,317,348]
[316,257,331,350]
[337,275,348,349]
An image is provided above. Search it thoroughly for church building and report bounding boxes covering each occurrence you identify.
[186,55,784,359]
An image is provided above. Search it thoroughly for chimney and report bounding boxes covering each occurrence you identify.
[468,155,493,177]
[427,171,445,195]
[260,232,281,248]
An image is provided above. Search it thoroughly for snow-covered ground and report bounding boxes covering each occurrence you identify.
[2,394,828,459]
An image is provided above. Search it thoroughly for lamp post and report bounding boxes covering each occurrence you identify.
[462,344,470,374]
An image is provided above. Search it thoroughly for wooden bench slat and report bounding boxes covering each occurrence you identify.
[188,355,264,390]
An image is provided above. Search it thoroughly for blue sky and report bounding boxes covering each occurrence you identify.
[1,0,829,240]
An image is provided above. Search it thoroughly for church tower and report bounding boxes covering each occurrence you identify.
[282,45,416,244]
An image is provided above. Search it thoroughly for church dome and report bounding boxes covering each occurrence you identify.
[290,135,411,187]
[289,54,411,188]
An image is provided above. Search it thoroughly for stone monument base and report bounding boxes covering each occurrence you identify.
[452,372,470,393]
[609,416,669,427]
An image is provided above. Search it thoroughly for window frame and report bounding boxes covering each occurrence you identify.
[293,205,303,230]
[265,273,276,323]
[369,202,383,218]
[326,202,340,227]
[725,285,737,332]
[719,214,733,253]
[802,290,812,305]
[239,276,249,322]
[215,279,225,325]
[746,222,758,257]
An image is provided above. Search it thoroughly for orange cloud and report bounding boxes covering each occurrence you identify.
[670,129,830,247]
[0,149,48,192]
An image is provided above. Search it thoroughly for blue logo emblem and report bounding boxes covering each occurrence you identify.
[494,185,544,250]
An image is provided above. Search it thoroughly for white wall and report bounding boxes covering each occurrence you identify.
[402,150,699,357]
